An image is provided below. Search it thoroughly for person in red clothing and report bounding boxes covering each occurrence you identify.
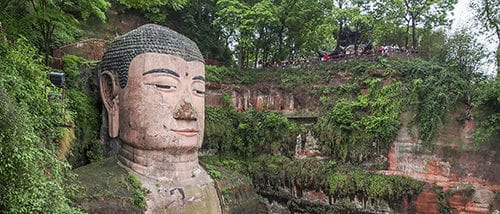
[322,53,330,61]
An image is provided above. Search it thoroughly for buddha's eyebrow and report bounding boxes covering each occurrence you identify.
[143,68,180,77]
[192,75,205,82]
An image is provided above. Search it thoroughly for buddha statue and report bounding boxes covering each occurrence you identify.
[78,23,221,213]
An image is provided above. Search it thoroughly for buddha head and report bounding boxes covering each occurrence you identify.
[99,24,205,178]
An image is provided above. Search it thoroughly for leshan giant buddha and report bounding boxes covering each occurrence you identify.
[78,24,222,213]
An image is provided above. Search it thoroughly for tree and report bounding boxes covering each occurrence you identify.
[470,0,500,75]
[374,0,457,48]
[445,28,489,75]
[117,0,188,9]
[216,0,252,68]
[473,77,500,147]
[0,0,110,65]
[142,0,233,65]
[216,0,333,68]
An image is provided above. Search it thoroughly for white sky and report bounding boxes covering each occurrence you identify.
[449,0,498,76]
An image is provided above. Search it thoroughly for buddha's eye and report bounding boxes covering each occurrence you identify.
[192,81,205,96]
[193,89,205,95]
[156,84,176,89]
[145,83,177,91]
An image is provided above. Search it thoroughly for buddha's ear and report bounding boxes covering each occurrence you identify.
[100,71,119,138]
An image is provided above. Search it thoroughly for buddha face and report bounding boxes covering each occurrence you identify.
[115,53,205,153]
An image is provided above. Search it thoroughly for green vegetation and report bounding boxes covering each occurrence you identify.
[329,168,422,202]
[314,78,402,162]
[0,38,79,213]
[62,55,103,166]
[201,155,424,211]
[204,107,298,157]
[473,77,500,146]
[126,174,148,208]
[0,0,110,65]
[0,0,498,212]
[206,57,481,162]
[470,0,500,72]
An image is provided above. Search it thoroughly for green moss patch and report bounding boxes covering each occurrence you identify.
[73,156,146,213]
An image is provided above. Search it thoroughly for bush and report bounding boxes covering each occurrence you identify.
[0,38,79,213]
[62,55,102,166]
[204,107,298,157]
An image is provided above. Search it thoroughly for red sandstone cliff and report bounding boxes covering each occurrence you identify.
[379,111,499,213]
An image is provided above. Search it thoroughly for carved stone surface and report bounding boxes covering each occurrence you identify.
[76,24,221,213]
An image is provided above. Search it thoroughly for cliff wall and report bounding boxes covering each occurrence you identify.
[204,83,500,213]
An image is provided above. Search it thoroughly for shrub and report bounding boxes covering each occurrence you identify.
[0,38,79,213]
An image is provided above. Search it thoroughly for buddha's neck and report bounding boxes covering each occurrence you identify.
[118,143,200,181]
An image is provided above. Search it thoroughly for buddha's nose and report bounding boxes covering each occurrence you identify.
[173,100,198,120]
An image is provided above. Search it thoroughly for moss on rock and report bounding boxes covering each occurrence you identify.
[73,156,145,213]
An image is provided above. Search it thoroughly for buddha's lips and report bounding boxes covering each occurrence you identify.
[172,129,198,137]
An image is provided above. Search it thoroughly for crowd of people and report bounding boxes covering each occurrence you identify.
[379,44,418,55]
[255,43,419,70]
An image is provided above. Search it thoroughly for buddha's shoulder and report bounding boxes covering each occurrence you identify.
[73,156,146,213]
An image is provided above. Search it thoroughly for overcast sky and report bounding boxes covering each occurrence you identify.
[450,0,498,76]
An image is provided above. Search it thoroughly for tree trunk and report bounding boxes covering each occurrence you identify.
[336,22,344,51]
[496,44,500,76]
[335,0,344,52]
[254,47,259,68]
[405,19,410,48]
[411,14,417,48]
[238,45,243,70]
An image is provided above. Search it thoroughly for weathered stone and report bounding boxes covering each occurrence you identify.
[380,109,500,213]
[205,83,299,112]
[77,24,223,213]
[73,156,145,213]
[52,39,109,69]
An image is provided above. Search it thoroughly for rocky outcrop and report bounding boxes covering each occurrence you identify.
[295,130,322,158]
[206,83,299,112]
[379,111,500,213]
[52,39,109,69]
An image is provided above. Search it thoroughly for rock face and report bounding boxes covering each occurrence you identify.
[205,83,500,213]
[379,111,500,213]
[206,83,309,112]
[295,130,322,158]
[52,39,109,69]
[73,157,146,213]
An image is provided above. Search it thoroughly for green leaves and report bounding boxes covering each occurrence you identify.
[395,59,471,146]
[0,39,79,213]
[473,77,500,145]
[328,168,423,201]
[202,156,423,204]
[118,0,188,10]
[315,78,403,163]
[204,107,297,157]
[0,0,111,64]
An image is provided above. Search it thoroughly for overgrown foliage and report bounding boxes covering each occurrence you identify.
[0,38,80,213]
[62,55,103,166]
[473,77,500,147]
[207,56,482,159]
[201,155,424,211]
[0,0,110,65]
[328,167,422,202]
[396,59,471,146]
[314,78,402,163]
[204,107,298,157]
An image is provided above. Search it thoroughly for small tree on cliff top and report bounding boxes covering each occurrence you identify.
[0,0,110,65]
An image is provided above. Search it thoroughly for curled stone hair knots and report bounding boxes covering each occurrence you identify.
[99,24,204,88]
